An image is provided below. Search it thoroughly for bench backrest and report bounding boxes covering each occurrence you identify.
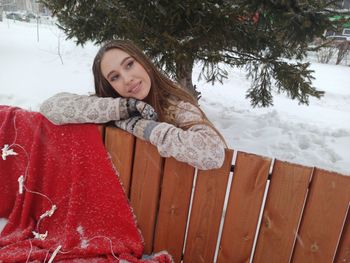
[100,126,350,263]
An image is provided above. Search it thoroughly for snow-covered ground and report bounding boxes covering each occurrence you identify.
[0,19,349,177]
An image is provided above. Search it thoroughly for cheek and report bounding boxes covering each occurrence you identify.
[110,83,119,92]
[111,84,125,96]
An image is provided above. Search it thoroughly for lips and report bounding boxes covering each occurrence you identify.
[128,81,141,94]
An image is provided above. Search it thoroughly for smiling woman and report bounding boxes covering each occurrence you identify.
[100,49,151,100]
[40,39,226,170]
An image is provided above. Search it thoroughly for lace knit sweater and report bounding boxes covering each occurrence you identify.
[40,92,225,170]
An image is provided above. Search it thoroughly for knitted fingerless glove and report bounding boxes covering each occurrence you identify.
[115,117,159,141]
[119,98,157,120]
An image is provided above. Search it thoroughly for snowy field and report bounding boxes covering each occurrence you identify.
[0,19,349,177]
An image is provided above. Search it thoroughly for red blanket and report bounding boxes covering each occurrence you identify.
[0,106,173,262]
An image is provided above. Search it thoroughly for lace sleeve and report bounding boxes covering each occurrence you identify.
[149,101,225,170]
[40,92,121,125]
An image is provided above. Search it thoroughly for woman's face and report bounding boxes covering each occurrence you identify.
[100,48,151,100]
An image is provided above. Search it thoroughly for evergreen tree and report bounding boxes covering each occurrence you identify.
[41,0,343,106]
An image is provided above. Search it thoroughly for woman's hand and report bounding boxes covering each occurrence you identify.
[115,117,159,141]
[119,98,157,120]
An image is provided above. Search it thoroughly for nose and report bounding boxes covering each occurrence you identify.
[123,72,133,86]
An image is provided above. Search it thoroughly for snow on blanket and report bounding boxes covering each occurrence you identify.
[0,106,173,262]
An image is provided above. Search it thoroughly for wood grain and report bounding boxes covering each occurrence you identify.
[217,152,271,263]
[184,149,233,263]
[153,158,195,263]
[129,139,164,254]
[253,160,313,263]
[104,127,135,196]
[335,206,350,263]
[291,169,350,263]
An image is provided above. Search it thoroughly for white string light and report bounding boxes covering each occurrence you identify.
[1,114,57,258]
[43,249,50,263]
[1,144,18,160]
[18,175,24,194]
[32,230,48,241]
[85,236,120,260]
[23,185,55,206]
[58,235,120,261]
[40,205,57,219]
[10,114,19,146]
[48,245,62,263]
[25,240,33,263]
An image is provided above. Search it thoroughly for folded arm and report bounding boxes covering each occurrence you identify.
[149,122,226,170]
[40,92,156,125]
[115,101,226,170]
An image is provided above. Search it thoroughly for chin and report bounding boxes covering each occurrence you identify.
[138,90,151,101]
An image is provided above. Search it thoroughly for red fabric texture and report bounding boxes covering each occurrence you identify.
[0,106,173,263]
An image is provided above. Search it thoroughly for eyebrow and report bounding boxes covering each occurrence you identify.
[106,56,132,80]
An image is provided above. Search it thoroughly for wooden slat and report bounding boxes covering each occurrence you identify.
[291,169,350,263]
[183,149,233,263]
[105,127,135,196]
[335,207,350,263]
[153,158,195,263]
[217,152,271,263]
[130,139,164,254]
[253,160,313,262]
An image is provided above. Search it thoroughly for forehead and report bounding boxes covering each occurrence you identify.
[100,48,131,76]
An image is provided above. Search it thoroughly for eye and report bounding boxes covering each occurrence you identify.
[110,74,119,81]
[126,60,134,69]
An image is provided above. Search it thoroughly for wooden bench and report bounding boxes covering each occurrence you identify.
[99,126,350,263]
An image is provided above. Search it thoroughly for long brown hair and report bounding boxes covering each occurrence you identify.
[92,39,226,145]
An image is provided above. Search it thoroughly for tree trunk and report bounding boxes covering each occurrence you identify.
[175,57,201,100]
[336,41,349,65]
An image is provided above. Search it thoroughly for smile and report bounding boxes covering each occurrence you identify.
[129,82,141,94]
